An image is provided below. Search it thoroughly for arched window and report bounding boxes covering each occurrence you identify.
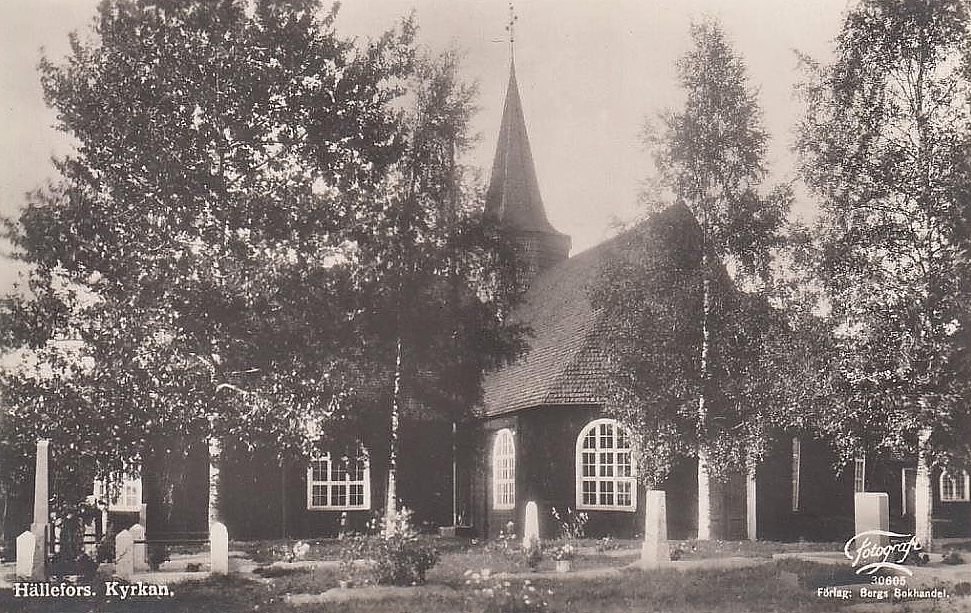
[576,419,636,511]
[307,444,370,510]
[492,429,515,510]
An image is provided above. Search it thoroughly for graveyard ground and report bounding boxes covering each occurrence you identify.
[1,537,970,613]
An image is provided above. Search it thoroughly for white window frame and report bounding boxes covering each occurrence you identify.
[939,470,970,503]
[791,437,801,512]
[854,456,866,493]
[492,428,516,510]
[575,418,636,512]
[93,476,142,512]
[307,446,371,511]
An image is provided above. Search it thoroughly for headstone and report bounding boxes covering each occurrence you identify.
[640,490,669,568]
[115,529,133,580]
[854,492,889,547]
[210,521,229,574]
[522,501,539,550]
[130,524,148,571]
[16,530,35,579]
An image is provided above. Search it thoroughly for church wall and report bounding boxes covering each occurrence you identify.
[218,417,453,539]
[472,405,699,540]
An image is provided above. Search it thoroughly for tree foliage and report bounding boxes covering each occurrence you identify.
[0,0,522,532]
[795,0,971,468]
[592,19,791,485]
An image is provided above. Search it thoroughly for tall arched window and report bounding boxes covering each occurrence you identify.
[576,419,636,511]
[492,429,515,510]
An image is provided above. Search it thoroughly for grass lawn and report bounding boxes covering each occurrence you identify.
[3,539,968,613]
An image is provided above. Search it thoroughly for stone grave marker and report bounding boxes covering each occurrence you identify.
[522,501,539,550]
[640,490,669,568]
[130,523,148,572]
[15,530,36,579]
[115,529,134,580]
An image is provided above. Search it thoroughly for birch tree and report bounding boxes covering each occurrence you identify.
[644,19,789,539]
[795,0,971,548]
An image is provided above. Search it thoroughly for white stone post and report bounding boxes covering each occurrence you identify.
[697,448,711,540]
[32,439,49,528]
[130,523,148,572]
[914,428,933,550]
[115,529,133,580]
[640,490,669,568]
[522,501,539,550]
[854,492,890,548]
[210,521,229,574]
[15,530,36,579]
[746,461,757,541]
[30,439,50,580]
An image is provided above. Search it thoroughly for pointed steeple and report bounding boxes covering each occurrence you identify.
[485,63,556,234]
[486,58,571,279]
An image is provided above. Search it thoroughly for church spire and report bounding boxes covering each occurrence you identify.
[485,8,570,264]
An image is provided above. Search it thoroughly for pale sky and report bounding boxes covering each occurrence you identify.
[0,0,849,295]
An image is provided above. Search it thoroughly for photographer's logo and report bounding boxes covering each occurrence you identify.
[844,530,922,575]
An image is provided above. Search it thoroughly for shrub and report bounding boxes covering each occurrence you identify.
[595,536,620,553]
[337,507,440,586]
[523,539,543,570]
[369,533,439,585]
[550,507,587,541]
[549,544,575,561]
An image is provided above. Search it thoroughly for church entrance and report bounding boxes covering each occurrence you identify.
[710,472,747,540]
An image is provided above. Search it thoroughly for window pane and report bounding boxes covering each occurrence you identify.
[583,430,596,449]
[312,459,328,482]
[600,452,614,476]
[582,480,596,505]
[600,424,613,449]
[599,480,614,505]
[617,481,631,506]
[312,484,327,507]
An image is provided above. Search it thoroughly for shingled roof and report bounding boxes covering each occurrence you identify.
[478,236,615,417]
[478,204,701,418]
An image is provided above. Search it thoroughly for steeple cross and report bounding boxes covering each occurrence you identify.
[506,3,518,54]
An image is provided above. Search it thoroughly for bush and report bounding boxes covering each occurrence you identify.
[369,533,439,585]
[549,507,587,541]
[523,539,542,570]
[338,507,440,586]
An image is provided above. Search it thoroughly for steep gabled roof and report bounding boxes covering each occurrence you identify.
[484,62,562,236]
[478,204,700,418]
[479,237,615,416]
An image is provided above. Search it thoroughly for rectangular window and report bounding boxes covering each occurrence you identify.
[940,471,970,502]
[307,447,370,511]
[93,476,142,512]
[854,456,866,493]
[791,437,801,512]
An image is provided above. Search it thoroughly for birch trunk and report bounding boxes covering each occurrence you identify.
[385,336,403,536]
[914,428,933,550]
[697,252,712,541]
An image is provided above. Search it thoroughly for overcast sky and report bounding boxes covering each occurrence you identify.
[0,0,850,294]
